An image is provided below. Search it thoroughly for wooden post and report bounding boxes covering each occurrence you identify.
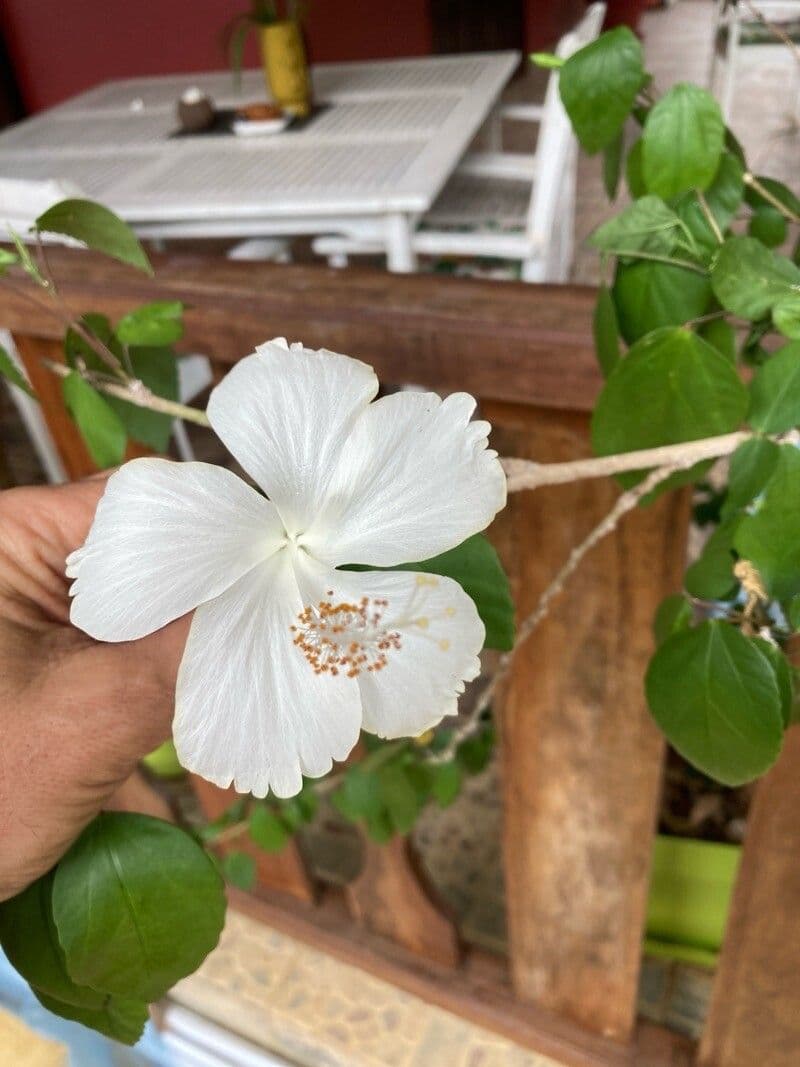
[698,727,800,1067]
[485,402,690,1041]
[345,835,460,966]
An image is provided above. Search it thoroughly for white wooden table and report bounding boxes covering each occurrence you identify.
[0,54,519,272]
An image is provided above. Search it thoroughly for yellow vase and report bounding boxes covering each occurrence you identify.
[260,21,312,117]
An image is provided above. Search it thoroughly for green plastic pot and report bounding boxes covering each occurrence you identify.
[644,835,741,968]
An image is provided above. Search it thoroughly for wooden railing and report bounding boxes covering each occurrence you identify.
[2,249,798,1067]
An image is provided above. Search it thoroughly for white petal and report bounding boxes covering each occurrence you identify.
[68,458,284,642]
[174,549,362,798]
[304,391,507,567]
[206,339,378,538]
[293,557,483,739]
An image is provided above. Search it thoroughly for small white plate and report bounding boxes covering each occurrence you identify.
[232,115,290,137]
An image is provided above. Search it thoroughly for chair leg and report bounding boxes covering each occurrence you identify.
[172,418,196,462]
[520,259,545,283]
[328,252,350,269]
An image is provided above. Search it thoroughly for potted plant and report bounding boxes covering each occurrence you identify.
[226,1,312,117]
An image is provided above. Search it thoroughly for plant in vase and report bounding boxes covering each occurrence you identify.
[226,0,313,116]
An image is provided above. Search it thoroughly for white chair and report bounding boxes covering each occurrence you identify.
[0,178,213,475]
[311,3,604,283]
[710,0,800,120]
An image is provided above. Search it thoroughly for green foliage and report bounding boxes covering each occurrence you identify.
[0,247,18,273]
[593,285,621,378]
[642,83,725,199]
[721,438,779,519]
[591,328,748,475]
[35,199,152,275]
[646,620,784,785]
[64,313,179,453]
[52,813,225,1003]
[602,131,624,201]
[748,205,787,248]
[747,341,800,432]
[0,343,35,398]
[530,52,564,69]
[558,27,644,153]
[249,805,290,851]
[772,296,800,340]
[653,594,692,646]
[222,851,257,889]
[683,514,741,601]
[711,236,800,320]
[735,445,800,601]
[116,301,184,346]
[61,371,127,468]
[612,261,711,343]
[589,196,684,257]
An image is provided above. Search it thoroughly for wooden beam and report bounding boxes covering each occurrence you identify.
[0,250,601,413]
[698,727,800,1066]
[485,401,689,1041]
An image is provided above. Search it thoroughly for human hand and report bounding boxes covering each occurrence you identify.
[0,478,189,901]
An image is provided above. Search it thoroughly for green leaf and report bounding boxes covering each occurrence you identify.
[789,594,800,630]
[603,130,624,201]
[332,766,381,821]
[116,301,184,347]
[645,620,783,785]
[642,83,725,199]
[430,762,463,807]
[593,285,621,378]
[559,27,644,153]
[249,806,290,852]
[748,205,787,248]
[747,341,800,432]
[530,52,564,69]
[721,437,780,518]
[0,247,18,274]
[752,638,794,728]
[589,196,683,257]
[108,347,178,452]
[653,594,692,646]
[35,199,152,275]
[456,724,495,774]
[735,445,800,600]
[35,991,148,1046]
[364,808,395,844]
[613,261,711,343]
[626,138,646,198]
[699,318,736,363]
[711,236,800,320]
[61,371,127,469]
[591,327,748,468]
[772,296,800,340]
[51,812,226,1003]
[366,533,514,652]
[0,871,104,1010]
[378,764,423,834]
[684,514,742,600]
[0,342,35,398]
[64,313,114,372]
[222,851,257,890]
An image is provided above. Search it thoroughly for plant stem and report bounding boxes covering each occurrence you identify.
[744,172,800,224]
[696,189,724,244]
[42,358,211,426]
[502,430,750,492]
[600,249,708,275]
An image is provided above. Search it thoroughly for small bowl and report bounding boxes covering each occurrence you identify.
[232,114,291,137]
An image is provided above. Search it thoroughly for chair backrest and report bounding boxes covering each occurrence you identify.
[525,4,606,255]
[0,177,84,243]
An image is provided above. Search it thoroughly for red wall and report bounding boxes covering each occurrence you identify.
[1,0,433,113]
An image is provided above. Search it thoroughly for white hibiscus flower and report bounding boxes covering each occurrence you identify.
[67,339,507,798]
